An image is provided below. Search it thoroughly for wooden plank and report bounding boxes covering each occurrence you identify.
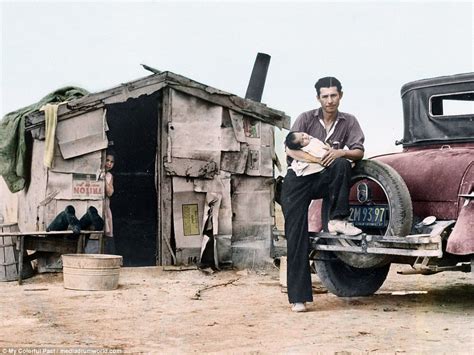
[23,238,77,254]
[4,236,17,280]
[0,231,102,236]
[160,88,173,266]
[18,140,48,232]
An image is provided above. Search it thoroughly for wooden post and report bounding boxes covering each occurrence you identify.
[18,236,24,285]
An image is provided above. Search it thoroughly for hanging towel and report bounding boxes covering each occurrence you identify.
[40,103,59,168]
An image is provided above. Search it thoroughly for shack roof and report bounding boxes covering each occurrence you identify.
[25,71,290,131]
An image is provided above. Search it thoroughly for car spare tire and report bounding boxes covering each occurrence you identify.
[315,251,391,297]
[333,159,414,268]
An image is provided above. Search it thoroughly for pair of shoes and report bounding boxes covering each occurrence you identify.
[291,303,307,312]
[328,219,362,236]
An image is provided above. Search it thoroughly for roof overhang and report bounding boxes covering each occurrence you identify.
[25,71,291,131]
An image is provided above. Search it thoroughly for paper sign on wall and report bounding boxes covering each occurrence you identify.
[72,174,103,199]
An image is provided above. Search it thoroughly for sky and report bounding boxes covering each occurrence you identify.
[1,0,473,160]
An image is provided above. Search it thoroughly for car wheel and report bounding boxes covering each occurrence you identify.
[315,251,390,297]
[332,159,413,268]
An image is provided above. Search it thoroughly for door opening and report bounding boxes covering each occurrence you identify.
[105,93,160,266]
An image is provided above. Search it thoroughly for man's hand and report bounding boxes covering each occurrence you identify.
[321,148,364,166]
[321,148,345,166]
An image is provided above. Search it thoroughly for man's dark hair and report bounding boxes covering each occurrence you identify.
[314,77,342,96]
[285,131,303,150]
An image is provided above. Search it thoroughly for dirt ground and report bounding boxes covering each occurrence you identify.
[0,263,473,354]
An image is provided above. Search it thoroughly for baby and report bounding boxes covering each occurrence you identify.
[285,131,329,176]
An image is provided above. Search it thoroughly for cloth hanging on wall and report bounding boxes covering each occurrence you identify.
[0,87,88,192]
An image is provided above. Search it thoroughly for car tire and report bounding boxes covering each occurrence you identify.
[333,159,413,268]
[314,159,413,297]
[315,251,390,297]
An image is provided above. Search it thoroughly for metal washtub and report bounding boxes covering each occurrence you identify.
[62,254,122,290]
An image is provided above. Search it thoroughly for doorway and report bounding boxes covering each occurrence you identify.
[105,92,160,266]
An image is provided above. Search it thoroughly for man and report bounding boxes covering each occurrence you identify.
[281,76,365,312]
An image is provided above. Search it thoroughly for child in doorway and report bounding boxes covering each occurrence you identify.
[104,151,116,254]
[285,131,329,176]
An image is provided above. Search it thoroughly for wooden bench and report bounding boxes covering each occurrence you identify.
[0,230,104,285]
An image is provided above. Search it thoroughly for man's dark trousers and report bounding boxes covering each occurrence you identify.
[281,158,352,303]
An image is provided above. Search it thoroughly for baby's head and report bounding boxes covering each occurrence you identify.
[285,131,310,149]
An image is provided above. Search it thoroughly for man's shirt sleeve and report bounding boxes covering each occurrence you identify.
[291,112,308,132]
[345,117,365,151]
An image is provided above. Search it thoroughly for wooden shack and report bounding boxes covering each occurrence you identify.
[11,71,289,268]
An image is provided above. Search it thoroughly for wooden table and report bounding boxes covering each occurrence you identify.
[0,230,104,285]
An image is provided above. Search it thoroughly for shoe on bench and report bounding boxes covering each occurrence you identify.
[328,219,362,236]
[291,303,307,312]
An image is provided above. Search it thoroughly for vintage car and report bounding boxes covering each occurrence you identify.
[310,72,474,297]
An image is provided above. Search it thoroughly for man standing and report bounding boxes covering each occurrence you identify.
[281,77,365,312]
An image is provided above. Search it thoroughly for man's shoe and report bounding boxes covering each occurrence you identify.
[291,303,307,312]
[328,219,362,236]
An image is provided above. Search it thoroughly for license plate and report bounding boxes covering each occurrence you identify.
[348,205,389,228]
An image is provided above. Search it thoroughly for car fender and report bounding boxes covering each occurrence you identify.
[446,197,474,255]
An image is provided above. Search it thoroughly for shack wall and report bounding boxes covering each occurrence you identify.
[166,89,276,268]
[19,109,105,232]
[0,178,18,224]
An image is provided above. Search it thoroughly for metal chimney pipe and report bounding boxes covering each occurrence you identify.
[245,53,271,102]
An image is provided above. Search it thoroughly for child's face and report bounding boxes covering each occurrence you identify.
[293,132,311,147]
[105,155,115,171]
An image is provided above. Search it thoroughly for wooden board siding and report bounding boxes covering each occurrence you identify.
[18,140,48,232]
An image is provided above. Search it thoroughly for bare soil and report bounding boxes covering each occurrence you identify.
[0,264,472,354]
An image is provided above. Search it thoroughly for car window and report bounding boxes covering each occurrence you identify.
[430,91,474,117]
